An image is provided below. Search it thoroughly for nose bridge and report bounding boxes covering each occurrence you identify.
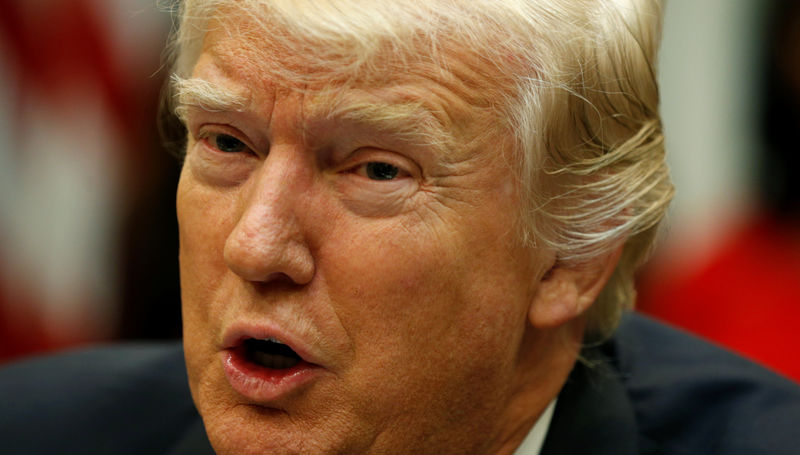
[224,146,315,284]
[247,147,304,227]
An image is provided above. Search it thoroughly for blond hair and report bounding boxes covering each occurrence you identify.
[162,0,673,341]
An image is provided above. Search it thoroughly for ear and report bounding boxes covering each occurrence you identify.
[528,245,624,329]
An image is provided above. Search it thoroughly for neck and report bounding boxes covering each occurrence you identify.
[489,317,585,455]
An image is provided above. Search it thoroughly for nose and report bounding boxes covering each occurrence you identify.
[223,148,315,285]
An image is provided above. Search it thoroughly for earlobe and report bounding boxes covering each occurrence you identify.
[528,245,624,329]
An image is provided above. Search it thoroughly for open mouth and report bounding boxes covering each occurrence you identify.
[221,330,323,401]
[243,338,302,370]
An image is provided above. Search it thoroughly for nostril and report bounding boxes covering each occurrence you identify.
[262,272,296,284]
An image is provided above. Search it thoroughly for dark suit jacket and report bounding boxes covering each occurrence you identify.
[1,313,799,454]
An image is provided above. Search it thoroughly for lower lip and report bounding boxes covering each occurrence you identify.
[221,347,322,402]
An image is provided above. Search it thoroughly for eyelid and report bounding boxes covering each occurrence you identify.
[194,124,258,156]
[341,148,420,179]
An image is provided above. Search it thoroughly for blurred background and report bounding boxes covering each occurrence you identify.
[0,0,798,382]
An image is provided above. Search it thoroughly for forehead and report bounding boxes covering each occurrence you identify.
[189,12,510,157]
[196,1,500,83]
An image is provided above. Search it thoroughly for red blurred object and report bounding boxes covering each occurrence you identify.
[0,0,154,160]
[0,0,167,363]
[638,214,800,382]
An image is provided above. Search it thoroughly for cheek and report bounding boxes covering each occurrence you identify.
[325,222,455,325]
[177,170,235,278]
[321,216,525,375]
[320,222,527,440]
[176,172,238,336]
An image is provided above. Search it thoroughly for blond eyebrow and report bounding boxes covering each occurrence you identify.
[172,75,250,122]
[311,94,455,153]
[171,76,457,153]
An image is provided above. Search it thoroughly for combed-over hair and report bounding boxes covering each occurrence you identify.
[161,0,673,342]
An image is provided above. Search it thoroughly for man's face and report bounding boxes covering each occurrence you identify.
[177,20,551,455]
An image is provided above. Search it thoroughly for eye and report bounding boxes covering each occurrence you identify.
[210,133,248,154]
[364,162,400,181]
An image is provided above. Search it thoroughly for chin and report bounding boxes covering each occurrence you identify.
[203,406,328,455]
[194,376,372,455]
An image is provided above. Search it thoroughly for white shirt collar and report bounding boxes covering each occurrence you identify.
[513,399,557,455]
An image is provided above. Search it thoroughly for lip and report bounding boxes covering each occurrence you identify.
[220,322,326,402]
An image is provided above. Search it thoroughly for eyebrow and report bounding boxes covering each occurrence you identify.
[309,91,455,153]
[172,76,456,154]
[172,75,250,122]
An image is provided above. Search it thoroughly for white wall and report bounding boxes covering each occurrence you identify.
[657,0,769,265]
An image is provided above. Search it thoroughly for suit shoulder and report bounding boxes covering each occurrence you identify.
[612,313,800,454]
[0,343,200,455]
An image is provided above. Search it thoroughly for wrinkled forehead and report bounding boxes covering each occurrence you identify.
[174,1,532,159]
[175,0,524,105]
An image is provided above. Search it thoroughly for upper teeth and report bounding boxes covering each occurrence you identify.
[263,337,284,344]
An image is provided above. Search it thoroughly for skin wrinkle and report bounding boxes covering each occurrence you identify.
[183,61,536,452]
[303,76,486,166]
[177,72,500,223]
[254,8,499,133]
[179,10,506,166]
[172,0,673,338]
[170,4,663,453]
[176,76,463,169]
[324,100,451,155]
